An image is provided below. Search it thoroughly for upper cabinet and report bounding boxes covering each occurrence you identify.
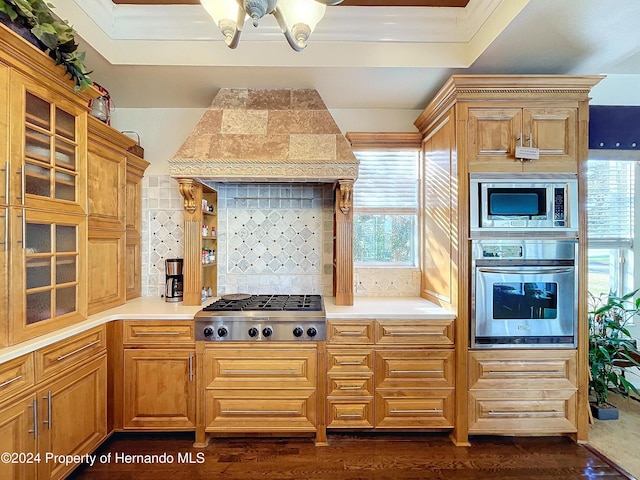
[466,105,577,173]
[9,72,89,214]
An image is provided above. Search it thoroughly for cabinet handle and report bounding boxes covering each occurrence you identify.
[134,331,182,336]
[0,375,23,389]
[221,410,298,415]
[28,398,38,439]
[339,413,362,418]
[391,409,442,414]
[488,370,562,376]
[339,331,364,336]
[338,385,363,390]
[56,339,101,361]
[386,332,441,336]
[189,353,194,382]
[220,369,298,375]
[390,370,443,374]
[488,410,561,417]
[43,391,52,429]
[338,361,364,366]
[16,166,24,204]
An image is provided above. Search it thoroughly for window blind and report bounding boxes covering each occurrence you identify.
[586,159,634,243]
[352,149,419,213]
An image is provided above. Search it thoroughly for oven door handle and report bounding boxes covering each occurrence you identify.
[477,267,574,275]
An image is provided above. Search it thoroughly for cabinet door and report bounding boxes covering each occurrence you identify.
[87,228,125,314]
[0,206,7,346]
[0,63,8,206]
[123,349,196,429]
[467,107,522,172]
[0,395,38,480]
[87,141,126,230]
[522,107,577,172]
[10,72,87,214]
[10,209,87,344]
[125,234,141,300]
[38,356,106,480]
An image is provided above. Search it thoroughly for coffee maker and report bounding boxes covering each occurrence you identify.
[165,258,183,302]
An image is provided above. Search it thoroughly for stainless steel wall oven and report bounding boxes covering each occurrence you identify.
[471,239,577,348]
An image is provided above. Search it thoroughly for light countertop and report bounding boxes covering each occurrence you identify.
[0,296,454,363]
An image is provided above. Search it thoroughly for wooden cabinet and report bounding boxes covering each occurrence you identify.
[9,209,87,344]
[325,318,455,432]
[125,154,149,300]
[468,350,578,434]
[0,206,7,347]
[467,105,578,173]
[120,321,196,430]
[178,180,218,305]
[202,344,317,434]
[0,394,38,480]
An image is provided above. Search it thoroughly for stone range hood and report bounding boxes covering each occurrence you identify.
[168,88,359,183]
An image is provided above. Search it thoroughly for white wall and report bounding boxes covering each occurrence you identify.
[590,75,640,106]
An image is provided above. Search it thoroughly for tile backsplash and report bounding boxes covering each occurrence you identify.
[140,175,419,298]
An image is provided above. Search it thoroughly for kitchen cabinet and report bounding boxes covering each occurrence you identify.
[9,208,87,345]
[178,180,218,305]
[414,75,603,445]
[0,394,38,480]
[467,350,577,435]
[202,344,317,436]
[9,71,89,215]
[325,318,455,432]
[467,106,578,173]
[120,321,196,430]
[0,206,7,347]
[125,154,149,300]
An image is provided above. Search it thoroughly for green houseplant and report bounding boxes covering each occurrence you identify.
[589,289,640,419]
[0,0,91,90]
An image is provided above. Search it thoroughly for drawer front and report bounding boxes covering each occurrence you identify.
[0,354,34,404]
[468,390,577,434]
[327,320,375,344]
[35,326,106,382]
[205,391,316,432]
[327,375,374,397]
[204,346,316,389]
[376,350,454,389]
[123,321,194,345]
[327,400,374,429]
[375,390,454,429]
[327,349,374,374]
[375,320,454,346]
[468,350,577,390]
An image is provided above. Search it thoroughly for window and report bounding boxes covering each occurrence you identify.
[351,144,419,266]
[586,159,635,295]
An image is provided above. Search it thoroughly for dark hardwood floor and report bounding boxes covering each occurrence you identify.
[68,432,631,480]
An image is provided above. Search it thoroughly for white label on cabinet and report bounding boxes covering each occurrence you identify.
[515,146,540,160]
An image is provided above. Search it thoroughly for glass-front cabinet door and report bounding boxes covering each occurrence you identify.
[9,72,87,214]
[10,208,87,344]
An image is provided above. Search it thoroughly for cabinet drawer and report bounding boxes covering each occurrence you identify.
[204,346,316,389]
[123,321,194,345]
[327,400,374,429]
[376,350,454,389]
[468,350,577,390]
[375,390,454,429]
[35,326,105,382]
[327,376,374,397]
[468,390,577,434]
[0,354,34,404]
[375,320,454,346]
[327,320,374,344]
[327,349,374,374]
[205,391,316,432]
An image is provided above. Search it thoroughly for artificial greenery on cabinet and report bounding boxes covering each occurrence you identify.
[0,0,92,90]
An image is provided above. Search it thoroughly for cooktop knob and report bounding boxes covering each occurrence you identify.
[293,327,304,337]
[203,327,214,338]
[262,327,273,337]
[248,327,259,338]
[217,327,228,338]
[307,327,317,338]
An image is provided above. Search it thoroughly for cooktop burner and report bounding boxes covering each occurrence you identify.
[203,294,323,312]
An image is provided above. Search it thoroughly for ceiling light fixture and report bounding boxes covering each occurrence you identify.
[200,0,344,52]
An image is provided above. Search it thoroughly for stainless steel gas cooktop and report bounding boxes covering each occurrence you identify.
[194,294,326,342]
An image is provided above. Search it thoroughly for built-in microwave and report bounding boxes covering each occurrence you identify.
[470,173,578,237]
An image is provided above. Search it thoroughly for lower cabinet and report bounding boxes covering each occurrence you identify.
[0,354,107,480]
[123,349,196,430]
[467,350,578,434]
